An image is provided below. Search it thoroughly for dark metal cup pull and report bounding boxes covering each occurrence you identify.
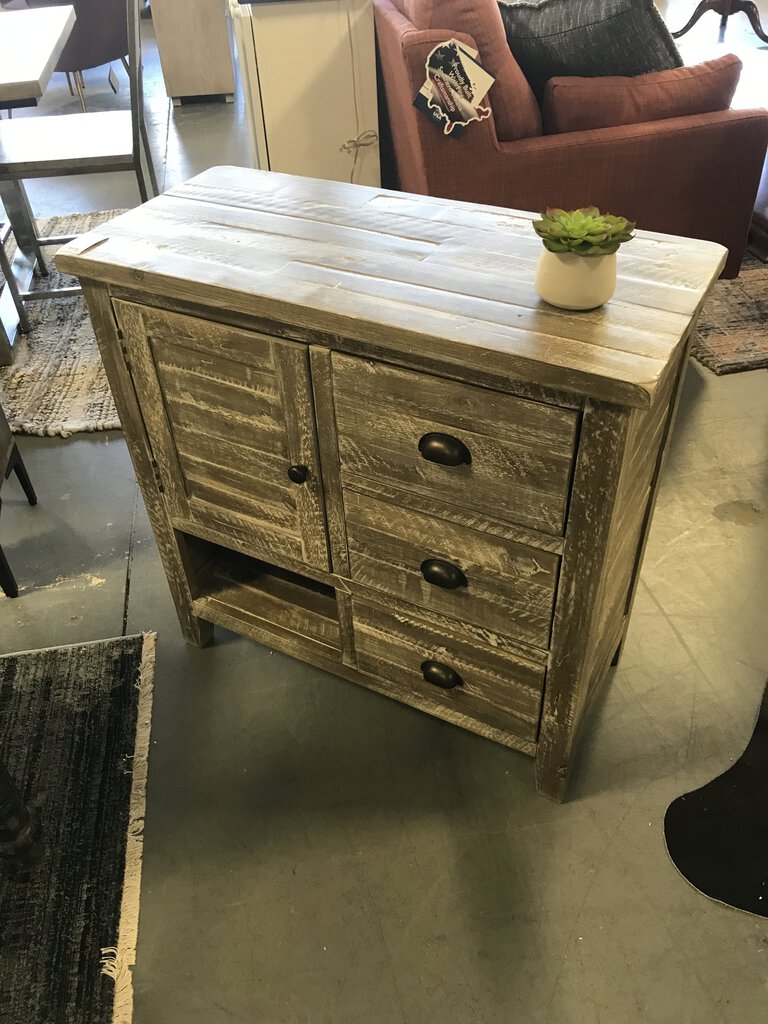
[421,660,463,690]
[418,432,471,467]
[420,558,468,590]
[287,464,309,484]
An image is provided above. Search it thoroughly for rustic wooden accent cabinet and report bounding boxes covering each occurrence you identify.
[57,167,726,800]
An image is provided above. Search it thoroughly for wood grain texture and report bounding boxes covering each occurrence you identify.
[105,282,584,411]
[56,166,728,409]
[79,282,212,647]
[170,516,336,591]
[345,490,559,650]
[273,341,329,568]
[193,546,340,655]
[535,400,630,802]
[308,346,351,576]
[352,597,543,748]
[332,353,578,536]
[190,596,538,756]
[61,168,728,800]
[600,326,699,670]
[340,474,565,554]
[113,299,330,571]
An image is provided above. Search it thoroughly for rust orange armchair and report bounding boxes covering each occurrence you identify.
[374,0,768,276]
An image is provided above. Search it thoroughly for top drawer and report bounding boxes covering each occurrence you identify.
[331,355,579,536]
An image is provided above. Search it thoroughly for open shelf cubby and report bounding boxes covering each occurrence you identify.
[179,533,342,657]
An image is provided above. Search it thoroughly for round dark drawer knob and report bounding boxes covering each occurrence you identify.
[418,432,472,467]
[287,464,309,484]
[421,660,463,690]
[420,558,468,590]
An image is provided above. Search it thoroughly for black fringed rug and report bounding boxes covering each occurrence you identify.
[0,634,156,1024]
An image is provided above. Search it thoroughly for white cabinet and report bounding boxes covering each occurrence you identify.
[230,0,380,186]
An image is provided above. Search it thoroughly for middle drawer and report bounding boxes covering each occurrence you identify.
[345,490,559,650]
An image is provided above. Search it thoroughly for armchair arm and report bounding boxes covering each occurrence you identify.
[425,108,768,277]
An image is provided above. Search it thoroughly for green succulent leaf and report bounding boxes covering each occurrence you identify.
[533,207,635,256]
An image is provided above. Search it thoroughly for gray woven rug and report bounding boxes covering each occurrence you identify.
[690,256,768,375]
[0,633,155,1024]
[0,212,123,437]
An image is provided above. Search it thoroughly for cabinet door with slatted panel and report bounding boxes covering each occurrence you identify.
[113,300,329,570]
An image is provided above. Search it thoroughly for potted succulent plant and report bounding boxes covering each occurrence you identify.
[532,207,635,311]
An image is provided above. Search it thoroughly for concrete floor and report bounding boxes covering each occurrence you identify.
[1,10,768,1024]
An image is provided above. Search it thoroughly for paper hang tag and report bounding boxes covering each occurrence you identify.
[413,39,495,139]
[108,66,120,95]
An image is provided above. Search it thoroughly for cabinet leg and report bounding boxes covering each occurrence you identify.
[182,616,214,648]
[535,757,569,803]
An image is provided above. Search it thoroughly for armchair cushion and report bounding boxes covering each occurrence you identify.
[389,0,542,140]
[498,0,682,100]
[543,54,743,134]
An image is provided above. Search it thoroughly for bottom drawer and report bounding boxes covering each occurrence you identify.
[352,597,546,750]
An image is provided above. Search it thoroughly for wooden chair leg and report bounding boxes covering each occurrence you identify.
[7,445,37,505]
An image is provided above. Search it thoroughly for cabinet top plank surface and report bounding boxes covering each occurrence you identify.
[57,165,727,408]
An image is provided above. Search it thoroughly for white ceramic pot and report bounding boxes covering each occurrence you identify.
[534,249,617,311]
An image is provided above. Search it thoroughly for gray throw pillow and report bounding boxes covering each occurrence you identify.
[498,0,683,101]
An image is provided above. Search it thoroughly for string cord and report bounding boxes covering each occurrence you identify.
[341,1,379,183]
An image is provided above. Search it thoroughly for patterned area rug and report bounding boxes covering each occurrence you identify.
[0,212,123,436]
[0,633,155,1024]
[691,256,768,375]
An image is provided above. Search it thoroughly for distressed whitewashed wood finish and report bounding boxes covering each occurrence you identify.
[113,300,329,570]
[332,355,578,536]
[57,166,727,410]
[344,490,559,650]
[59,168,728,801]
[79,283,213,647]
[352,597,544,750]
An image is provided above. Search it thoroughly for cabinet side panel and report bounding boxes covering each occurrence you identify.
[593,340,688,668]
[536,400,630,801]
[80,282,212,646]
